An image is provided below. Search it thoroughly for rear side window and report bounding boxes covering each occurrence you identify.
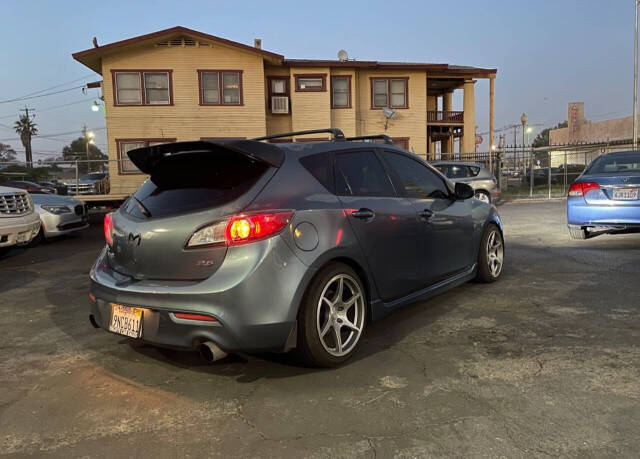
[334,150,395,197]
[447,165,469,179]
[383,151,450,199]
[468,166,481,176]
[129,150,269,218]
[587,153,640,174]
[299,153,333,192]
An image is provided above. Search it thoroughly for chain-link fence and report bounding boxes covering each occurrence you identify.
[433,141,638,199]
[0,159,113,196]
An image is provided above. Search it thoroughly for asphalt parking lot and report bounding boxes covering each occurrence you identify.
[1,200,640,458]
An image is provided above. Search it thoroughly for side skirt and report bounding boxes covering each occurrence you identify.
[369,264,477,322]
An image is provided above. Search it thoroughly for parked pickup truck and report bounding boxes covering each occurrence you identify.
[63,172,110,195]
[0,185,41,250]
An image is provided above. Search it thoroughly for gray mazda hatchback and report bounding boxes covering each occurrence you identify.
[89,129,504,367]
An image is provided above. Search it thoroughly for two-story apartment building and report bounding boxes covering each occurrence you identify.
[72,26,497,195]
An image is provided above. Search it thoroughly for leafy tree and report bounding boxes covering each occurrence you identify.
[0,143,17,162]
[62,137,107,174]
[14,115,38,168]
[532,121,568,148]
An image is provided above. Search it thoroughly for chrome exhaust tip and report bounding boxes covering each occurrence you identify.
[199,341,228,362]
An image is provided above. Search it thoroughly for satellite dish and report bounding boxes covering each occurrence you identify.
[382,107,397,130]
[382,107,398,119]
[337,49,348,62]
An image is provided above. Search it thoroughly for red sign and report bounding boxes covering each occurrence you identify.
[475,135,483,145]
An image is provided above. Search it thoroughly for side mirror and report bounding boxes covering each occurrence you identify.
[454,182,474,200]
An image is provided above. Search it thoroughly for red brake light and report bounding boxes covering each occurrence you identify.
[104,212,114,246]
[568,182,600,197]
[225,211,293,245]
[174,312,218,322]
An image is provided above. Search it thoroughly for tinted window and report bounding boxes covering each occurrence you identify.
[299,153,333,192]
[587,153,640,174]
[384,152,450,199]
[129,150,269,218]
[447,165,469,179]
[334,150,395,197]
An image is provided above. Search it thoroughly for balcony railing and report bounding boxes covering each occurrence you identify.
[428,111,464,123]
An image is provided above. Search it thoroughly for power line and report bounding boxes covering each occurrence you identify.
[0,98,95,120]
[0,85,89,104]
[3,73,96,101]
[0,126,106,142]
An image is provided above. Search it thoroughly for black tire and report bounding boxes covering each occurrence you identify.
[476,223,504,283]
[296,262,366,368]
[568,226,587,240]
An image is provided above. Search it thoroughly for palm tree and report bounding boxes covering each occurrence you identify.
[14,114,37,168]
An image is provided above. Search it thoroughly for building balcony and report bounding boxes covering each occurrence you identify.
[427,110,464,124]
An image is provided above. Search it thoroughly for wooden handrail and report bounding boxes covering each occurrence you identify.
[428,111,464,123]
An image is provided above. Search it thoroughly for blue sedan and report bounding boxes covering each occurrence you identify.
[567,151,640,239]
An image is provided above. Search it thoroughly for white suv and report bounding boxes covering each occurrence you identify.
[0,185,41,249]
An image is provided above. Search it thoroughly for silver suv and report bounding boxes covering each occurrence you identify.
[432,161,500,203]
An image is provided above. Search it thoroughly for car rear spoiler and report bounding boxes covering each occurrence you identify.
[127,140,285,175]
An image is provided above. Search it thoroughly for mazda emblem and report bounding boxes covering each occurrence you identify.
[128,233,141,246]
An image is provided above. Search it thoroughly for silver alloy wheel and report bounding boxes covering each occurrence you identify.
[486,229,504,277]
[475,191,490,203]
[316,274,365,357]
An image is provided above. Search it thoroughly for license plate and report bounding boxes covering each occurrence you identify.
[16,231,28,243]
[613,188,638,200]
[108,304,143,338]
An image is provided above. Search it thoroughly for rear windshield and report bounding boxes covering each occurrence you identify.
[587,153,640,174]
[127,151,269,218]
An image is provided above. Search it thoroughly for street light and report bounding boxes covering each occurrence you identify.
[91,101,100,112]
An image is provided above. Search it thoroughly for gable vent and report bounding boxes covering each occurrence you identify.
[156,37,208,48]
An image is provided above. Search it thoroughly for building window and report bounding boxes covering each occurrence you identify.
[371,78,408,109]
[270,77,288,96]
[117,139,176,174]
[113,71,172,106]
[198,70,243,105]
[331,76,351,108]
[295,74,326,92]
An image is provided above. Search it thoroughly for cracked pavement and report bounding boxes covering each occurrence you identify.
[1,201,640,458]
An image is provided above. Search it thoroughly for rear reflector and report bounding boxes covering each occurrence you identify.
[568,181,600,197]
[88,293,96,302]
[174,312,218,322]
[104,212,114,246]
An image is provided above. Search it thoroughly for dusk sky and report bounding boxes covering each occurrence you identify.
[0,0,636,160]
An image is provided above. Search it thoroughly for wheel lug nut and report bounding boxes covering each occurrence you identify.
[337,318,343,324]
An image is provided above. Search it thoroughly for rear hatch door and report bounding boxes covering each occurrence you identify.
[108,140,283,280]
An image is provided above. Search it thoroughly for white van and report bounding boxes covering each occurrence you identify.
[0,185,41,249]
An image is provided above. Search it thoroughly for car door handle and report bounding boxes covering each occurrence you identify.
[351,208,375,220]
[418,209,434,220]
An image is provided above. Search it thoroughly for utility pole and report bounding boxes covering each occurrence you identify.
[19,107,36,168]
[634,0,639,146]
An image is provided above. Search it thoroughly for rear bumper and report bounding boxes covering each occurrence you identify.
[89,236,316,353]
[567,197,640,226]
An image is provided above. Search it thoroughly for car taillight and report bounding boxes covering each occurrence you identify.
[104,212,114,246]
[568,181,600,197]
[226,211,294,245]
[186,211,294,248]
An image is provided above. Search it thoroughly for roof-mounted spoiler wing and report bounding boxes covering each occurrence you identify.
[127,140,285,175]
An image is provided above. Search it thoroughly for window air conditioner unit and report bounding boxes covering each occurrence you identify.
[271,96,289,114]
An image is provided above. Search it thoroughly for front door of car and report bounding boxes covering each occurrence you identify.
[381,150,475,283]
[334,149,426,301]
